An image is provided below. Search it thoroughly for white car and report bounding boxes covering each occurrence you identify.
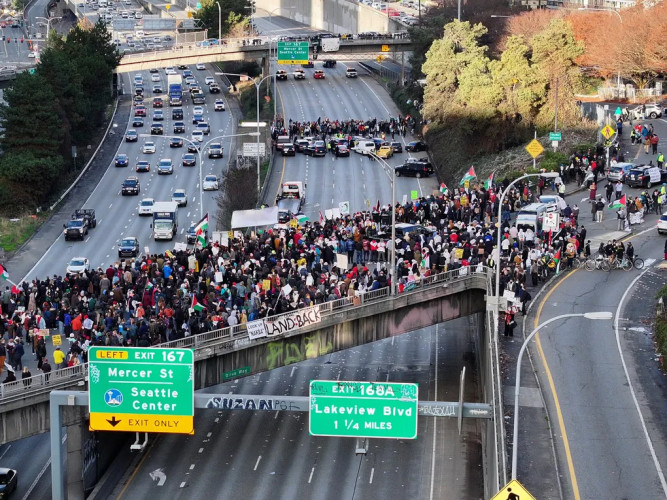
[142,141,156,154]
[196,63,206,70]
[185,76,195,85]
[138,198,154,216]
[171,189,187,207]
[204,76,215,85]
[191,130,204,143]
[203,174,219,191]
[165,66,177,75]
[151,73,160,82]
[214,99,225,111]
[192,106,204,115]
[658,212,667,234]
[28,51,37,58]
[66,257,90,275]
[630,103,662,119]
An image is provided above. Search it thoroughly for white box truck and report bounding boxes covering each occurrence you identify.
[151,201,178,240]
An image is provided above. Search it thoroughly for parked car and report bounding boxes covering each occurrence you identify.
[607,162,635,183]
[395,158,434,178]
[405,141,428,152]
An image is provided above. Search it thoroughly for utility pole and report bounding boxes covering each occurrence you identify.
[554,77,558,132]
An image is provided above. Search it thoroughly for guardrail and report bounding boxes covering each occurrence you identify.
[0,267,489,407]
[118,37,413,64]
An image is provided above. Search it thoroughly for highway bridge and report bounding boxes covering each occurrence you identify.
[117,37,413,73]
[0,269,504,496]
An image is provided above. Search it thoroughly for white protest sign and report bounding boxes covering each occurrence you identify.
[246,320,267,340]
[263,306,322,337]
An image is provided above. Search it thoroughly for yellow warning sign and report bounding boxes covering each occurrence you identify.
[376,55,385,63]
[381,44,390,52]
[600,124,616,140]
[525,139,544,159]
[490,479,537,500]
[89,413,194,434]
[165,4,170,9]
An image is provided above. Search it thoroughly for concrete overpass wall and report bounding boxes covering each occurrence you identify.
[194,279,486,388]
[254,0,402,35]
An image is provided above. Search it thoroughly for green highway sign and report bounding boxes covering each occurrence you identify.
[88,347,194,434]
[309,380,418,439]
[277,41,309,65]
[549,132,562,141]
[223,365,251,380]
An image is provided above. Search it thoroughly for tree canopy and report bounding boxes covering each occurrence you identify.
[0,20,119,214]
[194,0,250,39]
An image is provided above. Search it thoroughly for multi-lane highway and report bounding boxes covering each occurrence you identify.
[24,66,235,279]
[115,319,484,499]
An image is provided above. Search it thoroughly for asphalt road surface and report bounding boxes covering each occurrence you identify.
[113,318,485,499]
[24,65,235,280]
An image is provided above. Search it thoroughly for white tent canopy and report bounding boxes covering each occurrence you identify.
[231,206,279,229]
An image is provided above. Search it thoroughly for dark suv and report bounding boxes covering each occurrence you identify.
[172,108,183,120]
[395,158,434,178]
[121,177,141,195]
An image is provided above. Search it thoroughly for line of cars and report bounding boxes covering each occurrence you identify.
[607,162,667,188]
[276,134,434,177]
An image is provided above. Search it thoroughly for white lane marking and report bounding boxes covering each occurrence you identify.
[308,467,315,483]
[369,467,375,484]
[180,481,186,488]
[22,455,52,500]
[0,445,11,460]
[198,447,204,453]
[429,323,439,500]
[214,417,219,423]
[206,432,212,438]
[290,366,296,377]
[614,270,667,496]
[253,455,262,471]
[274,410,280,419]
[189,464,195,470]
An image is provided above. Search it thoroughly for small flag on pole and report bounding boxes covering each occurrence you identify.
[459,166,477,185]
[0,264,9,281]
[194,213,209,247]
[440,183,448,194]
[484,172,495,190]
[190,295,205,313]
[608,194,626,210]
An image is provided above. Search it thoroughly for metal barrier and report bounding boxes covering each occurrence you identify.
[0,268,490,406]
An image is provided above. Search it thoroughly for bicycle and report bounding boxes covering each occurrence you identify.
[585,256,610,272]
[631,255,644,269]
[608,257,633,272]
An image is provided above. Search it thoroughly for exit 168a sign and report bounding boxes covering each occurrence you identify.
[88,347,194,434]
[309,380,418,439]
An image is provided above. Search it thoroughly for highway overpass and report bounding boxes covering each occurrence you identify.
[117,37,413,73]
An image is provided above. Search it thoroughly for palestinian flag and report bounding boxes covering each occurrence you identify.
[440,183,448,194]
[459,166,477,185]
[319,210,324,224]
[608,194,626,210]
[553,249,561,264]
[0,264,8,281]
[484,172,495,190]
[191,296,205,313]
[296,214,309,224]
[195,213,209,247]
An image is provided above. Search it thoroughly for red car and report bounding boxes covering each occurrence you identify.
[314,70,325,79]
[153,97,163,108]
[134,105,146,117]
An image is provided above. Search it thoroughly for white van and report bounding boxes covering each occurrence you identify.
[515,202,559,231]
[353,140,376,155]
[135,30,145,38]
[98,0,107,7]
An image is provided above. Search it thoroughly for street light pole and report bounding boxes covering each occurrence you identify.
[216,1,221,42]
[511,311,613,480]
[216,72,275,201]
[370,152,396,296]
[139,132,260,218]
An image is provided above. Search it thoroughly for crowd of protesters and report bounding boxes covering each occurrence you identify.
[0,173,597,378]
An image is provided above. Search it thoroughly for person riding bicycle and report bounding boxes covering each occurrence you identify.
[605,240,616,265]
